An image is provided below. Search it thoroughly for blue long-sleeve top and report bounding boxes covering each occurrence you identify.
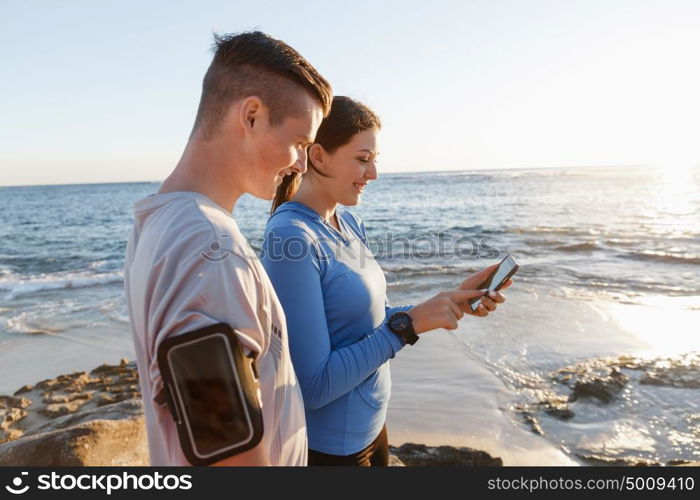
[261,201,412,455]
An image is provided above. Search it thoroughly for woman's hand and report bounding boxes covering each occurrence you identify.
[407,290,487,334]
[458,264,513,317]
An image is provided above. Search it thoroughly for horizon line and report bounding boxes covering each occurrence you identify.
[0,163,661,189]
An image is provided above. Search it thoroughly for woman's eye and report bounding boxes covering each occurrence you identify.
[359,158,370,163]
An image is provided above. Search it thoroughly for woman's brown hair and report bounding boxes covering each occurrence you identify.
[270,96,381,214]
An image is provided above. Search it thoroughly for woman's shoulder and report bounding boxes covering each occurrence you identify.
[265,203,320,241]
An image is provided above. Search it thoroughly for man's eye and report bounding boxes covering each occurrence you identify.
[359,158,370,163]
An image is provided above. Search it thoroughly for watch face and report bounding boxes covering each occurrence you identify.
[394,314,409,331]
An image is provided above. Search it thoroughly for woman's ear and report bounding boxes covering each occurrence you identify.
[308,143,326,171]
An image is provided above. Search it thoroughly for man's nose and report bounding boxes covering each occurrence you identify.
[293,147,308,174]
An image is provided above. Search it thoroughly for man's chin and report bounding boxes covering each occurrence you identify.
[257,191,276,201]
[247,186,276,201]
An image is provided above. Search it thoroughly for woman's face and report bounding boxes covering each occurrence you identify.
[313,128,379,206]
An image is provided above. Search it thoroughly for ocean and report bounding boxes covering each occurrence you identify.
[1,165,699,465]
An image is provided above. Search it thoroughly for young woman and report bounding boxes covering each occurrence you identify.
[261,96,511,466]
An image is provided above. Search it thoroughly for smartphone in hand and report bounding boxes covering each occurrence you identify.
[469,254,519,312]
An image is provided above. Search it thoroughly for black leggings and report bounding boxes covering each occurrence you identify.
[307,424,389,466]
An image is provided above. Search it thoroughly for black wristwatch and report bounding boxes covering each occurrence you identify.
[387,311,419,345]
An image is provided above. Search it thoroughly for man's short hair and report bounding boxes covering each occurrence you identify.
[192,31,332,138]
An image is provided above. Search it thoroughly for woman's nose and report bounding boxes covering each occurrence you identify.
[367,161,378,180]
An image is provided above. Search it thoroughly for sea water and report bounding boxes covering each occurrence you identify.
[1,165,698,464]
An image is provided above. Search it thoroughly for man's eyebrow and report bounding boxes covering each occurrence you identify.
[357,149,376,154]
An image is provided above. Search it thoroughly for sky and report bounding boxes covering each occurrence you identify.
[1,0,699,186]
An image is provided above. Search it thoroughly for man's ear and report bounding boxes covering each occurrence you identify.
[239,96,264,133]
[308,143,325,170]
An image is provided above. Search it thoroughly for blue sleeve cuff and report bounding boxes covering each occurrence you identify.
[381,324,406,355]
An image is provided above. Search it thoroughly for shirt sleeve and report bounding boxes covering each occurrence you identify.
[262,225,404,410]
[143,228,266,406]
[385,301,414,320]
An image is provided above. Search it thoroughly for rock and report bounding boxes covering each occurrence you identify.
[95,394,117,407]
[569,368,628,403]
[513,394,574,436]
[541,399,575,420]
[43,391,94,404]
[14,384,34,395]
[0,399,148,466]
[23,398,142,437]
[0,395,32,409]
[90,359,136,378]
[0,360,149,464]
[0,428,24,443]
[575,453,661,467]
[0,395,31,438]
[389,443,502,466]
[667,459,694,466]
[96,392,139,407]
[517,410,544,436]
[108,384,139,394]
[35,372,101,394]
[554,353,700,395]
[388,454,405,466]
[524,414,544,436]
[0,407,28,429]
[39,400,90,419]
[639,356,700,388]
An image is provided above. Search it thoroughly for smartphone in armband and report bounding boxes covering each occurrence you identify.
[469,254,520,312]
[157,323,264,465]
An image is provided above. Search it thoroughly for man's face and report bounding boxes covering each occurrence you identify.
[246,92,324,200]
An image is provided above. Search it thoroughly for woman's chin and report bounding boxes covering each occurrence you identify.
[342,195,361,206]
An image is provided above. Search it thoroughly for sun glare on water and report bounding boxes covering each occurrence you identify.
[603,296,700,356]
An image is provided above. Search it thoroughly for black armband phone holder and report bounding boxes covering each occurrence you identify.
[157,323,264,465]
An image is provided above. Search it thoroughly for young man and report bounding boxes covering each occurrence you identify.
[124,32,332,466]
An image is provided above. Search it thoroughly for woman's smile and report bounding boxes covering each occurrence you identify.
[353,181,367,193]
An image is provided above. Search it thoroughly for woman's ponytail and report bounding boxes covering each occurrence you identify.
[271,171,301,215]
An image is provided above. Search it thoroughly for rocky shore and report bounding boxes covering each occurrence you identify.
[513,352,700,467]
[0,360,502,466]
[0,359,146,466]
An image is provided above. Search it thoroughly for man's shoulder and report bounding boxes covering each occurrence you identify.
[138,193,255,263]
[190,199,256,261]
[127,194,267,325]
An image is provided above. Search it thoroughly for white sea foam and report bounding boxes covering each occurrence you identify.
[88,260,111,270]
[0,270,124,298]
[2,312,64,334]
